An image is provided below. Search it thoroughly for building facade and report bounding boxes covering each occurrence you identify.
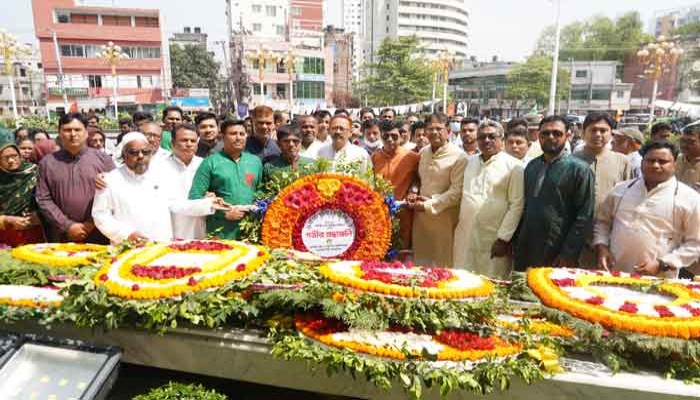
[364,0,469,62]
[31,0,169,115]
[623,52,680,109]
[561,61,633,113]
[0,50,46,118]
[291,0,323,32]
[652,5,700,37]
[449,61,521,118]
[229,0,289,39]
[341,0,364,81]
[170,27,208,50]
[324,27,354,107]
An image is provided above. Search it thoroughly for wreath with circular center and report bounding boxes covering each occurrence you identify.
[261,173,392,261]
[528,267,700,339]
[94,240,269,300]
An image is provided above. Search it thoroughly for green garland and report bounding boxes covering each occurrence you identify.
[0,250,85,286]
[268,327,544,400]
[133,382,228,400]
[540,306,700,381]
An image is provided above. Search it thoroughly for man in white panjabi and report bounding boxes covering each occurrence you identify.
[453,120,524,278]
[594,141,700,278]
[151,123,221,240]
[93,132,172,244]
[317,115,370,173]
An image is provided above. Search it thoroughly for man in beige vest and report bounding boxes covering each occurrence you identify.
[574,112,631,267]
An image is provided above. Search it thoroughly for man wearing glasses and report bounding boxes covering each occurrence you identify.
[92,132,173,244]
[453,120,524,278]
[514,115,595,271]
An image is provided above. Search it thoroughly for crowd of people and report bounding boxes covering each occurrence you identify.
[1,104,699,279]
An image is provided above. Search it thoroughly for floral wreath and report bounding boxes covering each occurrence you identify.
[319,260,494,300]
[0,285,62,308]
[296,314,521,362]
[94,240,269,300]
[261,173,392,260]
[11,243,109,268]
[528,267,700,339]
[496,313,574,338]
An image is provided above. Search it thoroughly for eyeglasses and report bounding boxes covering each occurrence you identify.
[382,133,401,141]
[539,130,565,138]
[476,133,502,141]
[126,149,153,157]
[0,153,19,162]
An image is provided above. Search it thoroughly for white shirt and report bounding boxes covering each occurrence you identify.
[402,142,417,151]
[151,154,213,240]
[92,165,173,244]
[593,177,700,277]
[628,151,643,179]
[301,139,324,159]
[453,152,524,276]
[317,141,371,173]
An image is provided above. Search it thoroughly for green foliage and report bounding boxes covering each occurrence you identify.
[170,44,221,104]
[674,22,700,37]
[45,274,258,333]
[132,382,228,400]
[269,328,544,400]
[534,12,653,62]
[505,56,570,107]
[355,35,434,106]
[0,250,76,286]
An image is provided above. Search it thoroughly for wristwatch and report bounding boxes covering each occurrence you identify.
[657,259,672,273]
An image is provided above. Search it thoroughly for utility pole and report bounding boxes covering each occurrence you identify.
[547,0,561,116]
[51,31,69,111]
[566,57,573,114]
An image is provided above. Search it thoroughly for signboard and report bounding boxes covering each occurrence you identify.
[296,73,326,82]
[301,210,356,258]
[188,88,210,97]
[48,88,88,97]
[170,97,210,108]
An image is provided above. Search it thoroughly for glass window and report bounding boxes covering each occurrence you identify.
[252,5,261,12]
[295,81,324,99]
[301,57,324,74]
[575,70,588,78]
[276,25,285,35]
[266,5,276,17]
[571,90,588,100]
[253,23,262,32]
[617,90,625,98]
[60,45,72,57]
[291,6,302,16]
[88,75,102,88]
[592,90,610,100]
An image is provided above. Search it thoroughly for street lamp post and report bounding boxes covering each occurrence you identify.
[637,35,684,117]
[0,30,29,126]
[283,48,297,118]
[97,41,129,118]
[246,46,278,106]
[434,50,454,113]
[547,0,562,116]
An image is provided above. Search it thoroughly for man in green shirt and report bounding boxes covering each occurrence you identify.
[263,124,314,180]
[159,106,184,151]
[514,115,595,271]
[188,119,262,239]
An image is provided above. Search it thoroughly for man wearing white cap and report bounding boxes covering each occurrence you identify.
[92,132,173,244]
[612,127,644,178]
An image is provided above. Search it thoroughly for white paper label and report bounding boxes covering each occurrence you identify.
[301,210,356,257]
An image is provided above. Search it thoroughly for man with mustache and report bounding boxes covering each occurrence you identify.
[514,115,595,271]
[92,132,172,244]
[453,120,524,278]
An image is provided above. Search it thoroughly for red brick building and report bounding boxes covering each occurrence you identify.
[31,0,168,114]
[623,52,679,108]
[291,0,323,32]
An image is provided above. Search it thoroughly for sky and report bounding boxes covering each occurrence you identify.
[3,0,700,62]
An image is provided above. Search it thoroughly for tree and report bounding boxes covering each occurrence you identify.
[533,12,652,62]
[169,44,223,108]
[355,35,434,106]
[505,56,570,112]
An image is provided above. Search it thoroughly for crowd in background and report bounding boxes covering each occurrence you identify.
[1,105,699,279]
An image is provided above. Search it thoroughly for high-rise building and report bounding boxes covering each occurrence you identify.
[364,0,469,61]
[229,0,289,39]
[324,26,353,105]
[31,0,169,114]
[652,4,700,37]
[341,0,364,80]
